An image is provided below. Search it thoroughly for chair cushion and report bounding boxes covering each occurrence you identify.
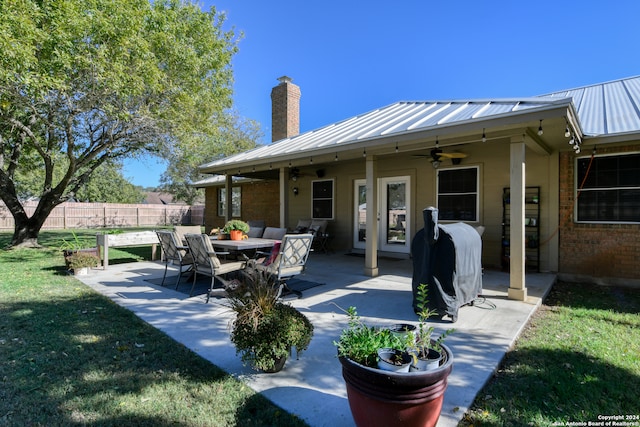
[262,227,287,240]
[295,219,312,232]
[247,227,264,238]
[247,220,266,229]
[310,220,328,234]
[263,241,281,266]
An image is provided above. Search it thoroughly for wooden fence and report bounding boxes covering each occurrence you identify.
[0,201,205,230]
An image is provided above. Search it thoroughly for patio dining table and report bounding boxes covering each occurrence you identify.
[210,237,279,253]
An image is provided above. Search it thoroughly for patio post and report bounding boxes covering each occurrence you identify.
[225,174,233,222]
[279,167,288,228]
[508,135,527,301]
[364,155,378,277]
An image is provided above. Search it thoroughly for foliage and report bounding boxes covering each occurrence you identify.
[59,230,91,252]
[227,267,314,372]
[160,109,262,205]
[335,286,453,368]
[0,0,239,246]
[16,159,144,204]
[334,306,404,367]
[67,251,100,270]
[223,219,250,233]
[409,283,454,361]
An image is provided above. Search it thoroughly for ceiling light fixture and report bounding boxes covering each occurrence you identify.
[538,120,544,136]
[482,128,487,143]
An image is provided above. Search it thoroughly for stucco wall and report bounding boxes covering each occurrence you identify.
[558,144,640,281]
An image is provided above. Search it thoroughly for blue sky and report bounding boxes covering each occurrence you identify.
[123,0,640,187]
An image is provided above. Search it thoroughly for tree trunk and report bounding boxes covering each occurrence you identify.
[10,198,59,248]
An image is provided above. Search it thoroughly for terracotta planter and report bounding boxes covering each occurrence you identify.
[339,343,453,427]
[229,230,243,240]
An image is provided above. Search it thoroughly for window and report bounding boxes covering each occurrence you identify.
[576,153,640,223]
[437,167,478,221]
[312,179,334,219]
[217,187,241,217]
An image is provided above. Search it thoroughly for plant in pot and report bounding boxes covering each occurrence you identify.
[227,266,314,373]
[60,230,100,268]
[222,220,250,241]
[67,251,100,275]
[408,284,455,372]
[334,293,454,427]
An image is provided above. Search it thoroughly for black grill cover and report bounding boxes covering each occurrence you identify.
[411,207,483,322]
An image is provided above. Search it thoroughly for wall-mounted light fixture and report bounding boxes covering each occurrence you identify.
[292,187,299,196]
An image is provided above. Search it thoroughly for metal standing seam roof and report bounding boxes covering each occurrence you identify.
[538,75,640,136]
[198,76,640,172]
[199,98,571,170]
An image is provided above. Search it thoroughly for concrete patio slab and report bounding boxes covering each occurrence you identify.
[76,253,555,427]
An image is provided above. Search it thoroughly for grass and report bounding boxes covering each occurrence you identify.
[0,229,308,427]
[460,281,640,426]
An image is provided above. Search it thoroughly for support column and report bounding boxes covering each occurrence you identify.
[279,167,289,228]
[364,155,379,277]
[225,175,233,221]
[508,136,527,301]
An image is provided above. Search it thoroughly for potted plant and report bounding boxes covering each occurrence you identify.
[67,251,100,275]
[334,289,454,427]
[226,266,314,373]
[60,230,100,268]
[408,284,455,372]
[222,220,250,241]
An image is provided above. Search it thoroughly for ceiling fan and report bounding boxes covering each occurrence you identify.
[413,148,468,166]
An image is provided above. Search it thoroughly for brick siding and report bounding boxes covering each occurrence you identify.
[558,145,640,279]
[204,181,280,231]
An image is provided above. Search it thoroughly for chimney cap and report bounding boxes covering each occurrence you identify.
[277,75,293,84]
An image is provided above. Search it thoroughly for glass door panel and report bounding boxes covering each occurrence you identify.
[353,180,367,249]
[353,177,411,253]
[380,177,410,253]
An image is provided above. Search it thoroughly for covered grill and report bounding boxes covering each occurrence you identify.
[411,207,483,322]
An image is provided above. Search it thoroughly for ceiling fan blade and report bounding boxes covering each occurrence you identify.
[437,152,467,159]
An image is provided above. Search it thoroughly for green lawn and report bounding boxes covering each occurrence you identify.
[0,229,308,427]
[460,281,640,426]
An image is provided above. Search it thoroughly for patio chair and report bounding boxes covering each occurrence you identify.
[173,225,202,245]
[252,233,314,299]
[155,230,193,289]
[184,233,247,302]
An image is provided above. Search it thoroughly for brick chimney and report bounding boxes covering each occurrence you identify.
[271,76,301,142]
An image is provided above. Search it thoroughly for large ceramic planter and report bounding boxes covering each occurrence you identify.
[339,343,453,427]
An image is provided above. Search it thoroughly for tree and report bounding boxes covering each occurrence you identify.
[15,158,144,204]
[160,109,262,205]
[0,0,238,247]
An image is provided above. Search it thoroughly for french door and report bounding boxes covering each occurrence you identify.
[353,176,411,253]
